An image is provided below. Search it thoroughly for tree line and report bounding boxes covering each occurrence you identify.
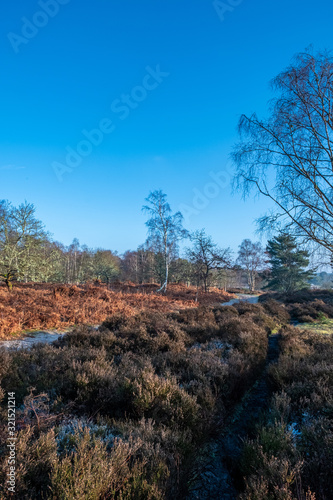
[0,194,314,295]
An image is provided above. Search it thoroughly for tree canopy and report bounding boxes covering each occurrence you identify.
[233,49,333,259]
[265,233,314,294]
[142,190,188,292]
[187,229,232,292]
[237,239,266,292]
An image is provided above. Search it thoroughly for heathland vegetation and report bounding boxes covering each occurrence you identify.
[0,298,289,498]
[239,295,333,499]
[1,291,333,498]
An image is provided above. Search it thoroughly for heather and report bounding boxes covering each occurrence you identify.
[238,317,333,499]
[260,289,333,323]
[0,300,274,499]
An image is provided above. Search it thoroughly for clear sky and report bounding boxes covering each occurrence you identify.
[1,0,333,255]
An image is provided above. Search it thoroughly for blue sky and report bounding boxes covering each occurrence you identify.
[1,0,333,255]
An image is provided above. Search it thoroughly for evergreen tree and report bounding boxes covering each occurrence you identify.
[266,234,314,293]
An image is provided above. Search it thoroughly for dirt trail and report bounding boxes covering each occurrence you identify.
[186,299,280,499]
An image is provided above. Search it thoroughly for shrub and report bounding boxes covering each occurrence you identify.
[262,299,290,324]
[0,300,270,498]
[239,323,333,500]
[287,303,320,322]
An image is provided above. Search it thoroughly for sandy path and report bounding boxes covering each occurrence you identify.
[0,330,69,350]
[222,293,260,306]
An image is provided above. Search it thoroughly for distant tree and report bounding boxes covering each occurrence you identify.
[67,238,81,283]
[121,248,193,286]
[0,200,46,290]
[143,190,188,292]
[311,271,333,289]
[266,233,314,293]
[233,49,333,259]
[92,250,120,286]
[218,264,245,290]
[237,239,266,292]
[212,267,239,292]
[121,250,138,283]
[26,240,64,282]
[169,258,193,285]
[187,229,232,292]
[152,250,167,286]
[79,245,95,283]
[136,244,157,284]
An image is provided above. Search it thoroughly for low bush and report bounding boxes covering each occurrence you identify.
[239,324,333,499]
[287,303,322,323]
[260,290,333,326]
[262,299,290,324]
[0,283,234,338]
[261,289,333,305]
[0,302,269,499]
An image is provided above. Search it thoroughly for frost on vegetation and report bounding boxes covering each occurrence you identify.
[55,418,117,453]
[301,411,311,424]
[188,339,233,356]
[287,422,302,442]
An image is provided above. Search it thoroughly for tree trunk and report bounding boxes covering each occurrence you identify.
[5,275,13,292]
[157,244,168,293]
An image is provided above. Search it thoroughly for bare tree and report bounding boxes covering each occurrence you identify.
[169,258,193,286]
[67,238,80,284]
[143,190,188,293]
[233,49,333,259]
[237,239,266,292]
[187,229,232,292]
[121,250,139,283]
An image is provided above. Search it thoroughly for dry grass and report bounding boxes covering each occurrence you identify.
[0,283,233,338]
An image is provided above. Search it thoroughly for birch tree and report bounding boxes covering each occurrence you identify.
[233,49,333,259]
[142,190,188,292]
[237,239,266,292]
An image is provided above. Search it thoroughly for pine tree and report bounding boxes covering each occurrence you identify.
[266,234,314,294]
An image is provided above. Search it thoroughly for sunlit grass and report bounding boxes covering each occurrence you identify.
[297,316,333,335]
